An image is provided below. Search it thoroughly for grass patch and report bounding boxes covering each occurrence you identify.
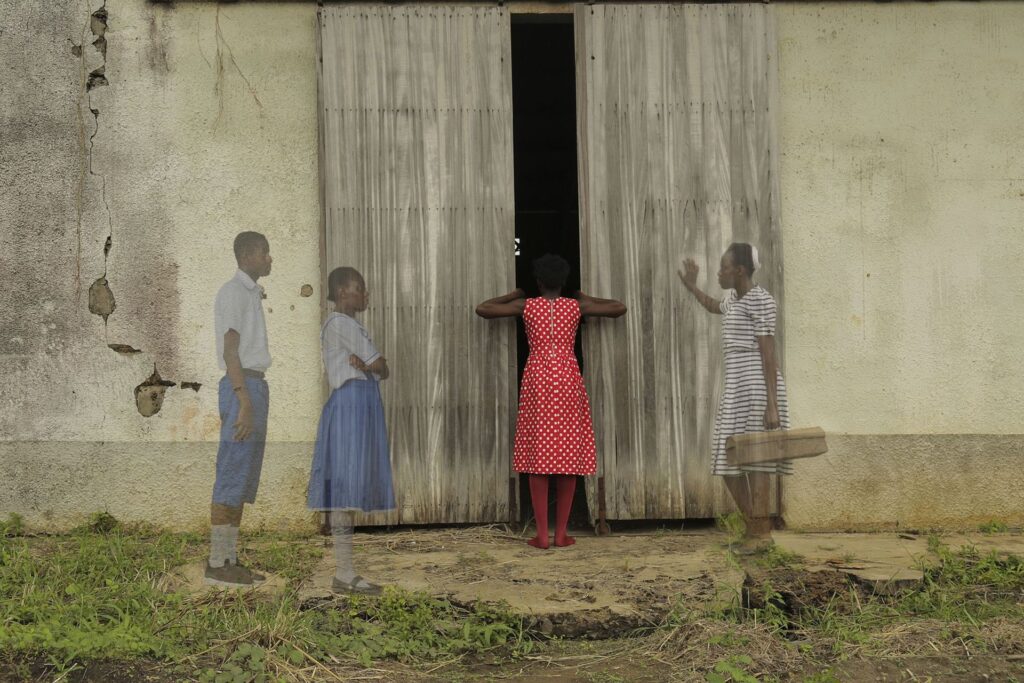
[752,543,803,569]
[239,541,324,585]
[0,513,25,538]
[978,519,1009,534]
[2,523,1024,681]
[646,538,1024,680]
[0,519,537,679]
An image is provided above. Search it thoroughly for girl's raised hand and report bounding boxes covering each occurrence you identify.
[678,258,700,288]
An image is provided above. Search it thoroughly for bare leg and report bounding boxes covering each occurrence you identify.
[723,473,773,541]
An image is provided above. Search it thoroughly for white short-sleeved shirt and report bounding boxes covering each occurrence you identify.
[321,312,381,390]
[214,270,272,372]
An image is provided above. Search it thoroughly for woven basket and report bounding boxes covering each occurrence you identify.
[725,427,828,467]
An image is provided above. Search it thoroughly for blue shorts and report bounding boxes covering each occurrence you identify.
[212,375,269,507]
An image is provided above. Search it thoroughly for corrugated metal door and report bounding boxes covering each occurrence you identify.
[575,4,785,521]
[318,6,516,524]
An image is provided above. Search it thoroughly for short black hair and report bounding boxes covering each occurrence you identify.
[326,266,363,302]
[725,242,756,276]
[533,253,571,292]
[233,232,268,262]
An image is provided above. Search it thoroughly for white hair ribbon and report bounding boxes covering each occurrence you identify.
[751,246,761,271]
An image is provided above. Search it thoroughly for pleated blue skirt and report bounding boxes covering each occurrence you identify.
[307,379,396,512]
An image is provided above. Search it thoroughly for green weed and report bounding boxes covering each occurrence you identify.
[706,654,759,683]
[0,513,25,537]
[716,512,746,544]
[239,541,323,585]
[752,543,803,569]
[978,519,1009,534]
[81,511,121,534]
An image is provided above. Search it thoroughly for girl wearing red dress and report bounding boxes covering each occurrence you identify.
[476,254,626,549]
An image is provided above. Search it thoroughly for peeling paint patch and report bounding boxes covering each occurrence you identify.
[108,343,141,354]
[87,277,115,321]
[90,7,107,38]
[180,382,202,392]
[134,368,175,417]
[300,284,313,297]
[87,67,108,91]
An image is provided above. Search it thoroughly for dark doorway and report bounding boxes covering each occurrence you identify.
[510,15,589,528]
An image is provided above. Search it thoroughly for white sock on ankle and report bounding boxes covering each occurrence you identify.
[209,525,233,568]
[226,526,240,564]
[331,511,369,587]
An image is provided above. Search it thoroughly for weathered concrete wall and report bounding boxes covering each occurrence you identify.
[0,0,322,530]
[2,1,1022,531]
[776,2,1024,529]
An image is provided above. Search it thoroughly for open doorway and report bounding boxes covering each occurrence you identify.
[510,15,589,527]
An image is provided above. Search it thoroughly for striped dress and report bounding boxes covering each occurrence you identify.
[711,286,792,476]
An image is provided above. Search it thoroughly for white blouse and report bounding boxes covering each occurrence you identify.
[321,312,382,390]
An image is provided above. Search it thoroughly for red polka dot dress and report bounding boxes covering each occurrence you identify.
[513,297,597,476]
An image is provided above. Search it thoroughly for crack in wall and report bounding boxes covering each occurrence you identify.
[213,5,263,130]
[74,10,90,303]
[83,1,115,328]
[86,6,107,91]
[69,3,197,419]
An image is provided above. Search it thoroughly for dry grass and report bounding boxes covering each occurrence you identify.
[645,618,807,679]
[353,524,526,553]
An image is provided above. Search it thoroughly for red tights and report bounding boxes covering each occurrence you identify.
[527,474,576,549]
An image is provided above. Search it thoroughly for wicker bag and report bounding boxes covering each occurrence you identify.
[725,427,828,467]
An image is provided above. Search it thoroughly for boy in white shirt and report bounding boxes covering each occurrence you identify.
[205,232,273,587]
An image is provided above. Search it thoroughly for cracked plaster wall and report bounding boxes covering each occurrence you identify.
[2,2,1023,532]
[1,0,321,530]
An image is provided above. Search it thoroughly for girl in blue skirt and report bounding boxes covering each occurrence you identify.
[308,266,395,595]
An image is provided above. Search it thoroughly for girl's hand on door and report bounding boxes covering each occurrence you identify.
[678,258,700,289]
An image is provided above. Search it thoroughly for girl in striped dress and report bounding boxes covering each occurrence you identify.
[679,243,790,547]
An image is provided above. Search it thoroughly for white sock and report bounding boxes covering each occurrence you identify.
[226,526,240,565]
[331,512,370,587]
[209,525,233,568]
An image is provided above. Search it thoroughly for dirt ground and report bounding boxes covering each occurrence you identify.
[159,526,1024,681]
[172,525,744,637]
[176,528,1024,610]
[174,526,1024,625]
